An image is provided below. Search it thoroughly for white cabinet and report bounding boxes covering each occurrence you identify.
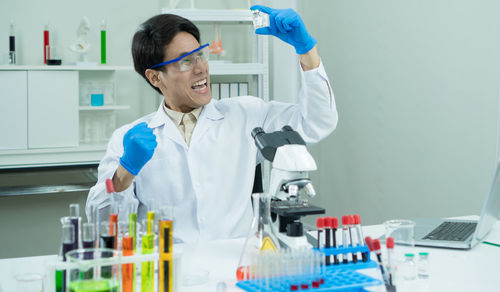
[27,71,79,148]
[0,65,132,168]
[0,71,27,150]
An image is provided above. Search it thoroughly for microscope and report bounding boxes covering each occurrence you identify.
[252,126,325,249]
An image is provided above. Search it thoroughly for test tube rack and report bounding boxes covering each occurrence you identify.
[45,251,160,292]
[236,245,382,292]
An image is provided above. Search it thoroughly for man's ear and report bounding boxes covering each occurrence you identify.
[145,69,163,88]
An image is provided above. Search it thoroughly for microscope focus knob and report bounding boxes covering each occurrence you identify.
[286,222,304,237]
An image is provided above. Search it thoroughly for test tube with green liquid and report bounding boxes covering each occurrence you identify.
[100,20,106,64]
[127,202,137,292]
[128,202,137,251]
[141,234,154,292]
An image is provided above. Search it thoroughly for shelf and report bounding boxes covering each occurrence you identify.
[208,62,266,75]
[161,8,252,22]
[0,184,94,197]
[79,105,130,111]
[0,65,133,71]
[0,145,107,169]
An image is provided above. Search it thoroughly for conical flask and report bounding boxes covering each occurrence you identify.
[236,192,280,281]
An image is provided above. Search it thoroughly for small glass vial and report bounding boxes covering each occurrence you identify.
[401,253,417,280]
[417,252,430,279]
[251,10,270,29]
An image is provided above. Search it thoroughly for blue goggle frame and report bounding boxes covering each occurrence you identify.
[150,43,209,69]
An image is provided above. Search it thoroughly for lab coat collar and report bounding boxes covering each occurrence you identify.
[200,99,224,121]
[147,99,224,147]
[148,99,223,129]
[190,99,224,144]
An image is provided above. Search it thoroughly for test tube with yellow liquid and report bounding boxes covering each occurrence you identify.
[159,206,174,292]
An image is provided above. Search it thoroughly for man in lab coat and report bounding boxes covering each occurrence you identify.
[86,6,338,243]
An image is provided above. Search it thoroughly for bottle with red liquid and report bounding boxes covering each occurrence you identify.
[43,24,50,64]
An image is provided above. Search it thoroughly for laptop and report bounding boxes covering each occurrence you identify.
[412,160,500,249]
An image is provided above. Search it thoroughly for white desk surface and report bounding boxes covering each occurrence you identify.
[1,217,499,292]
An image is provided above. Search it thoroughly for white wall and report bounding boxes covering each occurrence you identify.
[300,0,500,225]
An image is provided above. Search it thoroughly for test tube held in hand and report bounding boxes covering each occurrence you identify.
[105,179,119,214]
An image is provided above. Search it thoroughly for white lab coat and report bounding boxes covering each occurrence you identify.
[86,61,338,243]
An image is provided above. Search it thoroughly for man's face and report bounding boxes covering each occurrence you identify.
[157,32,211,113]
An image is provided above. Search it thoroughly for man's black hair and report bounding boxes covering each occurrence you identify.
[132,14,200,95]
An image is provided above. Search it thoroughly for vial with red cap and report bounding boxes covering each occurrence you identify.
[316,217,324,249]
[323,217,332,265]
[341,215,352,264]
[331,217,339,264]
[386,237,395,286]
[353,214,368,262]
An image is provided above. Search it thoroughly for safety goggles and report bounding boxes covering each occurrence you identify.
[150,43,209,71]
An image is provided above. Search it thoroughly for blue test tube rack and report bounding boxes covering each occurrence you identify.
[236,245,382,292]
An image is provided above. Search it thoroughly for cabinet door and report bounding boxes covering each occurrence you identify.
[0,71,27,150]
[28,71,79,148]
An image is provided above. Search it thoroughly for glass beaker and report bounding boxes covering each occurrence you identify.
[236,192,280,281]
[66,248,120,292]
[384,219,415,247]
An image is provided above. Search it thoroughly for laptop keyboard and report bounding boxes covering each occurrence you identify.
[423,221,477,241]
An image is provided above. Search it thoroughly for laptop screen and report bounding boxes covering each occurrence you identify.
[475,160,500,241]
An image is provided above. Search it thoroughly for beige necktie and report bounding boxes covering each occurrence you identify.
[180,113,196,145]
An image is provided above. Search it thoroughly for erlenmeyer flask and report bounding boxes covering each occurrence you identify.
[236,192,280,281]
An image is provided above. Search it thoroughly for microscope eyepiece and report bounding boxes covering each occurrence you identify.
[251,127,265,139]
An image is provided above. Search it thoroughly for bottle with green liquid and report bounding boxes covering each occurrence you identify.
[100,20,106,64]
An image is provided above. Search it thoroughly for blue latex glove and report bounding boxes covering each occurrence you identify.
[120,122,158,176]
[250,5,317,54]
